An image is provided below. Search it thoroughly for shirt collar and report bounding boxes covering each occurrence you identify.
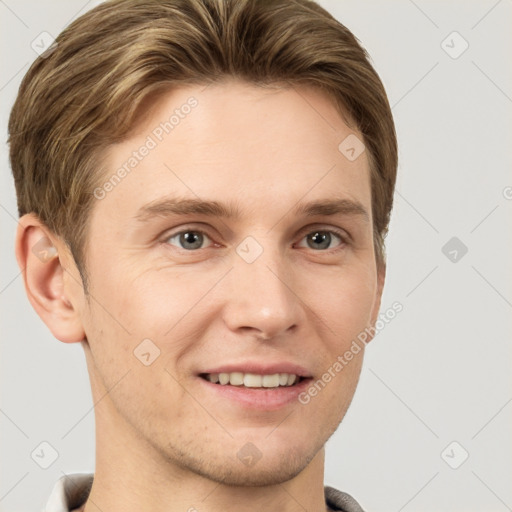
[44,473,93,512]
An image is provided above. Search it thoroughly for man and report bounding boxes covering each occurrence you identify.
[9,0,397,510]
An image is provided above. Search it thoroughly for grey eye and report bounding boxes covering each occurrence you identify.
[298,230,343,250]
[167,231,210,250]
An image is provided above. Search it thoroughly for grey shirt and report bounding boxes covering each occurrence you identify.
[43,473,365,512]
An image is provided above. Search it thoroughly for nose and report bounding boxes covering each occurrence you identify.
[222,247,303,341]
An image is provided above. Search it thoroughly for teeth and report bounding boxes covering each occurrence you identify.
[229,372,244,386]
[244,373,262,387]
[262,374,280,388]
[204,372,300,388]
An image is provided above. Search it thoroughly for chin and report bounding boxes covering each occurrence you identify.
[165,437,321,487]
[194,448,315,487]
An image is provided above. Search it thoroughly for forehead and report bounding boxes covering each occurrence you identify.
[94,80,371,227]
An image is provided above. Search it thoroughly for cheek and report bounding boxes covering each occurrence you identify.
[82,262,213,383]
[82,289,188,420]
[302,262,377,348]
[86,256,177,336]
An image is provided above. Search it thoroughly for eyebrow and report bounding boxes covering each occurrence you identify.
[134,196,369,223]
[294,198,369,222]
[135,197,240,222]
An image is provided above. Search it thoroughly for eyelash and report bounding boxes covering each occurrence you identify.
[161,225,350,253]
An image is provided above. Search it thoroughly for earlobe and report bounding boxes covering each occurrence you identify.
[15,214,86,344]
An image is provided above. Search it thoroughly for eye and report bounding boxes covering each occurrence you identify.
[296,230,345,251]
[165,230,213,250]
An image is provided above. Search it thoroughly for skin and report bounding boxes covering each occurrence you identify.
[16,79,385,512]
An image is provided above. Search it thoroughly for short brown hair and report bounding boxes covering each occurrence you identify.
[8,0,397,292]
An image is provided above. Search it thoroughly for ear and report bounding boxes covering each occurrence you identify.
[366,262,386,344]
[15,213,86,343]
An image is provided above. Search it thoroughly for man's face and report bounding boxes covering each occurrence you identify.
[71,80,383,485]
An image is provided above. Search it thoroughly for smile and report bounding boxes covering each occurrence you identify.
[200,372,302,388]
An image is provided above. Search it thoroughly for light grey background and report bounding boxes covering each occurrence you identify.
[1,1,511,511]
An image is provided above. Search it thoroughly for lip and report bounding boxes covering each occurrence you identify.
[196,361,313,411]
[199,362,311,377]
[197,374,313,411]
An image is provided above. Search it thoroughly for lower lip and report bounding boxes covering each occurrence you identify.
[197,376,312,411]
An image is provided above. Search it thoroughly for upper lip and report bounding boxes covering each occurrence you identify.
[200,362,312,378]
